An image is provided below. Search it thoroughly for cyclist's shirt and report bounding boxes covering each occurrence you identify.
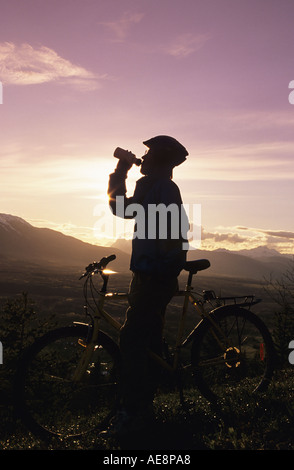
[108,168,189,278]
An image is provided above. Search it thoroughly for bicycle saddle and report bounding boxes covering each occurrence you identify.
[184,259,210,274]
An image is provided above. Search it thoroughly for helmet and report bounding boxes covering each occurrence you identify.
[143,135,188,167]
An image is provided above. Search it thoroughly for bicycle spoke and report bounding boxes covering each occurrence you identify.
[198,355,226,367]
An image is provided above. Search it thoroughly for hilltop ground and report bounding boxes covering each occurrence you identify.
[0,267,293,452]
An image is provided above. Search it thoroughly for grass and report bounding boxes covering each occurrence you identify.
[1,368,294,451]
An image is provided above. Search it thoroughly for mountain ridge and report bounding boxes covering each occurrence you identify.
[0,213,129,272]
[0,213,292,280]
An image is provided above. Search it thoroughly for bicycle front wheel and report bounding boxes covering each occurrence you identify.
[15,324,120,440]
[191,307,275,403]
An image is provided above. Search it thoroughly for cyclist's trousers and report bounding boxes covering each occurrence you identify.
[119,272,178,414]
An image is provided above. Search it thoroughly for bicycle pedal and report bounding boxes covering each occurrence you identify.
[78,338,87,347]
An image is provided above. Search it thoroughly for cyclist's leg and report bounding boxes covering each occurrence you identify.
[119,273,177,415]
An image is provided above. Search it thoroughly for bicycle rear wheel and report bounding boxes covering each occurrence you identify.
[191,307,275,403]
[14,324,120,440]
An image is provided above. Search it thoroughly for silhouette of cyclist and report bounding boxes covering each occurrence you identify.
[105,135,189,436]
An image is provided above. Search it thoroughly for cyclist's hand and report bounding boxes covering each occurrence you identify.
[115,158,133,173]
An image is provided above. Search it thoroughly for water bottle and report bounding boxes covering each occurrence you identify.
[113,147,142,166]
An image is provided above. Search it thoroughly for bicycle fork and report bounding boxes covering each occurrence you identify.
[72,292,122,382]
[72,320,99,382]
[71,293,105,382]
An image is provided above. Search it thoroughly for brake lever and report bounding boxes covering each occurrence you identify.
[78,254,116,280]
[79,262,97,280]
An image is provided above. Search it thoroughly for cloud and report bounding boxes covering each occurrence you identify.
[238,226,294,240]
[101,12,144,42]
[0,42,105,90]
[28,217,94,238]
[202,228,247,244]
[222,226,294,254]
[260,230,294,239]
[165,32,211,58]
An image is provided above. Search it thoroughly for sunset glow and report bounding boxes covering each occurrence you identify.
[1,0,294,254]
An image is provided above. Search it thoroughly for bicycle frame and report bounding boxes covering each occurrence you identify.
[73,266,261,382]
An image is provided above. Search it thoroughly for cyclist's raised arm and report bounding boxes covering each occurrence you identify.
[107,160,152,219]
[107,158,134,218]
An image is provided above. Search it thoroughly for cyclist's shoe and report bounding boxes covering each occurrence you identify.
[99,406,155,439]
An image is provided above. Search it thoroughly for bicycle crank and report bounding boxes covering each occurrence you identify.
[224,346,241,368]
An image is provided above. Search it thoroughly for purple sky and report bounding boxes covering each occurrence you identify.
[1,0,294,253]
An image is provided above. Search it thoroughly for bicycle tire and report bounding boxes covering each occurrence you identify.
[14,324,121,440]
[190,306,275,403]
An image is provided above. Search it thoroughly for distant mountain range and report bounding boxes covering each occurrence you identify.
[0,213,129,272]
[0,213,292,280]
[111,232,293,281]
[112,237,291,259]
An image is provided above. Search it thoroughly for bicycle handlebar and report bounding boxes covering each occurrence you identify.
[79,254,116,279]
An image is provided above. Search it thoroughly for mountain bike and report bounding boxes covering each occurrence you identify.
[14,254,275,441]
